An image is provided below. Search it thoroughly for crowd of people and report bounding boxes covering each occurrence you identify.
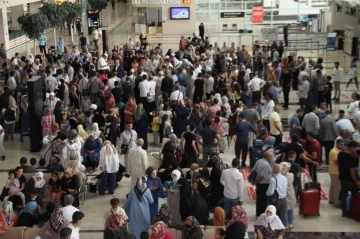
[0,28,358,239]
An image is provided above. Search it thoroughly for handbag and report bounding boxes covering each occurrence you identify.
[120,133,133,154]
[170,91,181,106]
[267,176,279,206]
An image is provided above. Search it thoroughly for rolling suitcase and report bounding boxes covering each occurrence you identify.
[299,189,320,217]
[304,169,321,199]
[351,192,360,221]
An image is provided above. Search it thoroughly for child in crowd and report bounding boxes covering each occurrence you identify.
[36,158,48,172]
[324,75,333,112]
[103,197,128,225]
[151,111,160,147]
[211,228,226,239]
[317,102,327,120]
[60,112,70,134]
[162,114,173,138]
[140,231,149,239]
[5,169,26,207]
[30,158,37,170]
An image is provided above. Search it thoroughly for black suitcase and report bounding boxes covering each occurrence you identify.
[250,146,262,168]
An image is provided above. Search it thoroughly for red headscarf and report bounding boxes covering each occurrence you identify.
[151,221,168,239]
[105,214,123,231]
[226,205,249,230]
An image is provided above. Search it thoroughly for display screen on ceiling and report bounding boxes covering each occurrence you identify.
[170,7,190,20]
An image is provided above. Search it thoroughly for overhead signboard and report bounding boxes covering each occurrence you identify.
[132,0,184,4]
[220,12,245,18]
[252,6,264,23]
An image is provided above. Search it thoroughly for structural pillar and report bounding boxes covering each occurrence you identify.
[0,8,10,50]
[29,2,43,14]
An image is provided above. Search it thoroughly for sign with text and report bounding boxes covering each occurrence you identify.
[220,12,245,18]
[132,0,183,4]
[252,6,264,23]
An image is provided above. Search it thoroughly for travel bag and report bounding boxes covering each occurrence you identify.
[351,192,360,221]
[299,174,320,217]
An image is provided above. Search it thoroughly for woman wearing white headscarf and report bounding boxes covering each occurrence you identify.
[163,169,182,224]
[214,93,222,106]
[28,54,34,64]
[129,176,154,239]
[254,205,285,239]
[92,122,106,143]
[99,141,119,195]
[24,172,46,208]
[244,68,252,85]
[279,162,296,231]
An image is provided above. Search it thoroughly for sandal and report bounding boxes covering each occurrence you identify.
[289,225,294,230]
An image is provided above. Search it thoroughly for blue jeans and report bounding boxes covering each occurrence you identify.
[99,172,117,195]
[283,209,294,227]
[223,197,239,220]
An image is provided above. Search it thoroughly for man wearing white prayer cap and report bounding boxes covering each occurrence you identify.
[44,92,60,111]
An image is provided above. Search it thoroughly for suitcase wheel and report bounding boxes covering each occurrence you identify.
[303,215,306,218]
[317,213,320,216]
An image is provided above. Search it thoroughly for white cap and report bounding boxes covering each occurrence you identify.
[170,53,175,57]
[206,67,212,72]
[104,53,108,57]
[159,71,164,76]
[165,56,170,59]
[130,69,134,73]
[226,57,232,61]
[50,92,55,96]
[46,93,50,98]
[140,72,148,76]
[90,104,97,110]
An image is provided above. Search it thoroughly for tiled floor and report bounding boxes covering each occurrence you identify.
[3,1,360,238]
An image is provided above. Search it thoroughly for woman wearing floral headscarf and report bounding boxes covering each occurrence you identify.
[104,87,116,113]
[182,216,203,239]
[129,176,154,239]
[61,168,79,207]
[225,205,248,239]
[76,124,88,141]
[280,162,296,231]
[38,207,68,239]
[150,221,173,239]
[104,214,131,239]
[0,201,17,228]
[153,203,172,225]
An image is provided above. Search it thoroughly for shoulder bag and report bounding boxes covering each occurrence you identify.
[267,176,279,206]
[121,133,133,154]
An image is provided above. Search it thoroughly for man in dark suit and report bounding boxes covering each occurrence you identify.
[111,81,122,103]
[161,69,174,96]
[112,59,125,78]
[320,110,339,164]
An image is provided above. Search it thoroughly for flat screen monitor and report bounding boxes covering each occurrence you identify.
[170,7,190,20]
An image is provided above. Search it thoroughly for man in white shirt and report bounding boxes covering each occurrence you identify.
[205,68,214,99]
[128,138,149,186]
[332,61,344,102]
[221,42,228,53]
[7,71,17,91]
[67,62,74,82]
[348,93,360,118]
[263,94,275,132]
[248,73,265,103]
[92,28,99,50]
[266,163,288,225]
[68,211,84,239]
[170,82,184,101]
[220,158,244,219]
[148,73,156,101]
[98,53,110,71]
[107,72,118,89]
[33,59,42,71]
[62,195,79,225]
[298,75,310,109]
[138,74,150,105]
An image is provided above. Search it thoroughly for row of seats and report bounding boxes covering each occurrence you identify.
[0,227,39,239]
[148,226,249,239]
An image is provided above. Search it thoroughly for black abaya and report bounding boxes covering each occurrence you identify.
[133,112,148,150]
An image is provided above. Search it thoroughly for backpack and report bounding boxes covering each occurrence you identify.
[4,108,15,122]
